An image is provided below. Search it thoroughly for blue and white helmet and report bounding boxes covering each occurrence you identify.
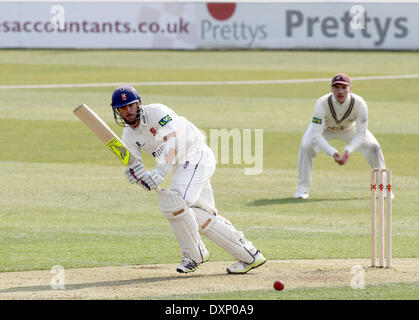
[110,86,142,127]
[111,85,141,109]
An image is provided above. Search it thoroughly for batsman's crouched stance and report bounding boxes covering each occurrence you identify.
[111,85,266,274]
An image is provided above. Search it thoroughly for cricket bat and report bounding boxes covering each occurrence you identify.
[73,103,161,191]
[73,103,136,166]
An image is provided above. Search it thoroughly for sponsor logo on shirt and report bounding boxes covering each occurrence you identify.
[312,117,322,124]
[152,143,165,158]
[136,141,145,149]
[159,115,172,127]
[149,127,157,136]
[327,125,346,132]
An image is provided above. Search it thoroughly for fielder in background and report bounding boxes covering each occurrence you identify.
[295,73,391,199]
[110,86,266,274]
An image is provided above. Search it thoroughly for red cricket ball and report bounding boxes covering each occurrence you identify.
[273,280,285,291]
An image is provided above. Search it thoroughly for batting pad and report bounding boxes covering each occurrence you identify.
[192,207,256,264]
[158,189,207,263]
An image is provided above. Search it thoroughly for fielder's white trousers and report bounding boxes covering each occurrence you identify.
[297,124,386,193]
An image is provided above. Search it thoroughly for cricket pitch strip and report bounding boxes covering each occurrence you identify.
[0,259,418,299]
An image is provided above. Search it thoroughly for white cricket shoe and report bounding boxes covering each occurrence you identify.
[226,251,267,274]
[294,190,309,199]
[176,252,210,274]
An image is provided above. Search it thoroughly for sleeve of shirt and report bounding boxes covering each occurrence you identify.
[311,99,338,157]
[149,104,180,173]
[344,99,368,154]
[150,104,178,136]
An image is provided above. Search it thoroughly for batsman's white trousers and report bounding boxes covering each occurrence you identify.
[169,144,258,264]
[297,124,386,193]
[170,144,217,214]
[170,145,257,264]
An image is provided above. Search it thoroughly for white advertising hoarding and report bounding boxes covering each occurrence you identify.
[0,1,418,50]
[0,1,199,49]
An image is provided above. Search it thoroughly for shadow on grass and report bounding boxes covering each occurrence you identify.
[0,278,177,294]
[248,197,366,206]
[0,272,248,294]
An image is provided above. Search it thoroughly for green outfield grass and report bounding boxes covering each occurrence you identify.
[0,50,418,300]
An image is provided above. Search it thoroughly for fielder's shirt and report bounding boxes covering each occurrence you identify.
[311,93,368,156]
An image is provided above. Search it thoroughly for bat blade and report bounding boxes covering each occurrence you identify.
[73,104,135,166]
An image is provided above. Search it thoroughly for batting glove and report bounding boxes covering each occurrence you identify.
[138,179,152,192]
[142,168,166,190]
[124,159,146,184]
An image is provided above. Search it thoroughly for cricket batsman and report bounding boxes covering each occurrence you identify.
[294,73,392,199]
[110,85,266,274]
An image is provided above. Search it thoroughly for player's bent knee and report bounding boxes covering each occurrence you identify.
[372,143,381,155]
[300,137,317,154]
[300,140,312,151]
[366,143,382,157]
[159,189,189,220]
[191,207,255,264]
[191,207,217,233]
[158,190,206,263]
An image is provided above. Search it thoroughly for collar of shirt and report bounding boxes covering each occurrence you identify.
[130,112,148,134]
[140,110,149,127]
[331,93,351,109]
